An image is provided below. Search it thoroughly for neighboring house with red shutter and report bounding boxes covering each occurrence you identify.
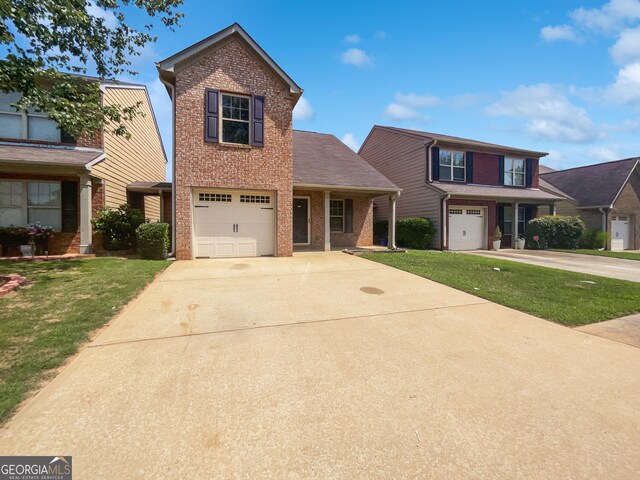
[157,23,399,260]
[359,126,564,250]
[0,78,167,256]
[539,158,640,250]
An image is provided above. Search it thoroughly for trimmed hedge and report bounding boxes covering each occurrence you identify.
[396,217,434,249]
[136,222,170,260]
[579,229,608,249]
[526,215,585,250]
[92,204,145,251]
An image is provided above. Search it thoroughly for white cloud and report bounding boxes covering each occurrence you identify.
[487,84,599,143]
[610,27,640,65]
[585,145,623,161]
[570,0,640,33]
[384,103,425,120]
[86,2,118,29]
[341,133,360,151]
[540,25,581,42]
[340,48,373,68]
[605,62,640,104]
[394,92,441,108]
[293,97,314,121]
[344,34,361,44]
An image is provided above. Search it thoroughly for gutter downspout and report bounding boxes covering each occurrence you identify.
[160,76,176,258]
[441,193,451,250]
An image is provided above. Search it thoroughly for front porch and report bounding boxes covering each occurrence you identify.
[292,188,399,253]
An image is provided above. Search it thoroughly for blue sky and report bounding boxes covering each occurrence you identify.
[81,1,640,177]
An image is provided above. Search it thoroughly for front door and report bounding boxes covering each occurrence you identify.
[293,197,309,244]
[611,215,630,250]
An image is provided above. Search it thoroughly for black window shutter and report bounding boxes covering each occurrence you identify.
[525,158,533,187]
[61,181,78,233]
[204,88,219,142]
[251,95,265,147]
[431,146,440,181]
[498,206,505,232]
[498,155,505,186]
[466,151,474,183]
[344,199,353,233]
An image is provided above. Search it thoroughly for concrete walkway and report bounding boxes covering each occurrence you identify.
[577,313,640,348]
[466,249,640,282]
[1,253,640,479]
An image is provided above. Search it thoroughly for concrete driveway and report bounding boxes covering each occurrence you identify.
[1,253,640,479]
[466,249,640,282]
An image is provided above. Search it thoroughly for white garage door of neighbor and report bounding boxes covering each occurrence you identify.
[611,215,630,250]
[192,190,275,258]
[448,207,486,251]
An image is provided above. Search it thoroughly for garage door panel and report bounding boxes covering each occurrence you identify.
[449,207,486,251]
[192,190,274,258]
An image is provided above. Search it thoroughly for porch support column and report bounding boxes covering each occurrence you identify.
[388,194,397,249]
[324,191,331,251]
[512,202,519,249]
[79,174,93,254]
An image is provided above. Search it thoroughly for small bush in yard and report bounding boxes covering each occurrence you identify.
[92,204,145,251]
[136,223,169,260]
[396,217,434,249]
[526,215,585,249]
[579,229,608,249]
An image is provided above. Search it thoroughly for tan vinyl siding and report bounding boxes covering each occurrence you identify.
[554,199,603,231]
[360,128,442,248]
[91,87,166,221]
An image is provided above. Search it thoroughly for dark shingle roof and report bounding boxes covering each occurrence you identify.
[369,126,548,158]
[540,158,639,207]
[0,144,103,168]
[293,130,398,192]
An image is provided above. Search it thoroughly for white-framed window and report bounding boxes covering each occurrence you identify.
[221,93,250,145]
[504,158,525,186]
[439,150,465,182]
[330,199,344,232]
[0,180,62,230]
[0,91,62,142]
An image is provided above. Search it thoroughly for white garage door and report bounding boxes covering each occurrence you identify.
[611,215,630,250]
[448,207,486,251]
[192,189,275,258]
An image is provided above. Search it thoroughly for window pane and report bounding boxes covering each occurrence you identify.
[330,216,343,232]
[28,207,61,230]
[503,207,512,221]
[28,182,61,207]
[0,207,24,227]
[453,152,465,167]
[222,106,232,118]
[28,116,61,142]
[0,181,22,206]
[514,173,525,186]
[439,151,451,166]
[503,220,512,235]
[514,159,525,173]
[222,95,232,107]
[222,120,249,145]
[504,158,514,172]
[0,113,23,139]
[330,200,343,216]
[504,173,513,186]
[453,167,465,181]
[439,166,451,181]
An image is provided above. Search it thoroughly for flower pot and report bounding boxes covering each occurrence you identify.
[20,244,35,257]
[516,238,526,250]
[492,240,501,251]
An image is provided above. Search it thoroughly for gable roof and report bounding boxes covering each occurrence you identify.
[157,23,302,102]
[540,157,640,208]
[293,130,398,193]
[363,126,548,158]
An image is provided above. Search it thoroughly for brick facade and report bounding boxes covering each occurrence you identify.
[173,38,294,260]
[293,190,374,250]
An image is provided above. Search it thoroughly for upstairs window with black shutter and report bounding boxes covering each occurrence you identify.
[504,158,525,186]
[439,150,466,182]
[221,93,250,145]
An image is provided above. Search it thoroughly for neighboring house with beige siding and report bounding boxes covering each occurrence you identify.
[0,77,166,256]
[539,158,640,250]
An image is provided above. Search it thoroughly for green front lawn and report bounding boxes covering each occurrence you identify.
[0,258,169,424]
[551,249,640,261]
[362,250,640,326]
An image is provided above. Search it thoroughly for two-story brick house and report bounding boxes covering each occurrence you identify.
[157,23,399,260]
[0,79,166,255]
[359,126,564,250]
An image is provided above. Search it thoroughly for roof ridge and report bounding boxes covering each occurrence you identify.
[540,157,639,176]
